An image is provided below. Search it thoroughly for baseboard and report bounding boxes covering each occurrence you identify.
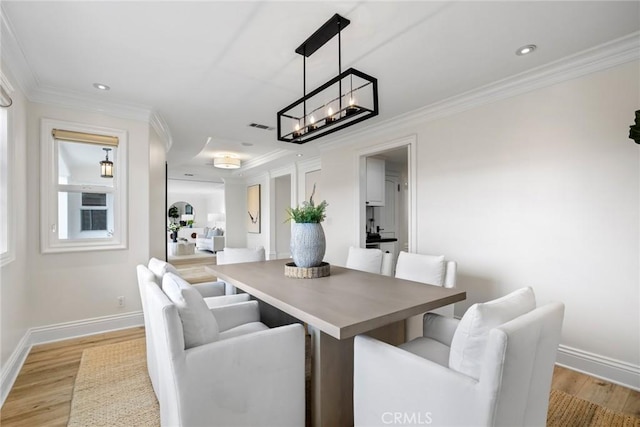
[0,331,31,406]
[0,311,144,406]
[557,344,640,391]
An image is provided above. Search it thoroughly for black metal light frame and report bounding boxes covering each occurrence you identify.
[277,14,379,144]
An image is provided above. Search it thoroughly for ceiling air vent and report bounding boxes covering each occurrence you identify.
[248,123,274,131]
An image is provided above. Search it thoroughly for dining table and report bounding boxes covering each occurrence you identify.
[205,259,466,427]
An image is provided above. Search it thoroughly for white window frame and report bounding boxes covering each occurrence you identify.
[0,93,14,266]
[40,118,128,253]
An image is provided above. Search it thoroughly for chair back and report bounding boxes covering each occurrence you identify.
[479,302,565,426]
[395,251,456,288]
[345,246,395,276]
[148,257,179,285]
[135,265,160,398]
[145,279,186,426]
[217,247,266,265]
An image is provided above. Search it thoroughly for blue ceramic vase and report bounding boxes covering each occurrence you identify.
[290,223,326,268]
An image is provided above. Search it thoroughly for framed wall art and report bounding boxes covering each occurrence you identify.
[247,184,261,233]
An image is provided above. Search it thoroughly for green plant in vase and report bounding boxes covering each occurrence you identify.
[287,185,328,268]
[167,223,181,242]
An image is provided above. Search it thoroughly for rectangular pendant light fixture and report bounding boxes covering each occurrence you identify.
[277,14,379,144]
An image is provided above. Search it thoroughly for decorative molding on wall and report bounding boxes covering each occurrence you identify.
[296,156,321,173]
[557,344,640,391]
[269,164,296,180]
[150,111,173,152]
[0,311,144,406]
[319,31,640,153]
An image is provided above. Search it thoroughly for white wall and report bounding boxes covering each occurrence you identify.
[275,174,292,258]
[0,68,30,369]
[224,178,247,248]
[320,61,640,385]
[149,126,166,260]
[26,103,151,326]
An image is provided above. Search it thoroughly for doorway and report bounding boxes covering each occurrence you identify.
[357,135,416,272]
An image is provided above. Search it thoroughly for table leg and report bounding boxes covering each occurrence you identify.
[309,321,405,427]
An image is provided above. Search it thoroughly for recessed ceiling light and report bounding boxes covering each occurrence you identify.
[184,173,194,176]
[93,83,110,91]
[241,142,254,147]
[516,44,537,56]
[296,153,304,157]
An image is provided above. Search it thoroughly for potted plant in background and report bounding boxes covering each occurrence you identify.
[167,223,181,243]
[286,185,328,268]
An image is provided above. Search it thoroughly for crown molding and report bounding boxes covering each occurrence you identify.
[28,86,153,122]
[238,148,293,172]
[0,6,38,96]
[150,111,173,152]
[319,31,640,152]
[0,70,15,94]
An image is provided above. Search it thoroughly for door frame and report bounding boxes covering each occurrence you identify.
[355,134,417,252]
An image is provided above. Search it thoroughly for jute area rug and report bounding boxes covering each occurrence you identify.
[67,338,160,427]
[67,338,639,427]
[547,389,640,427]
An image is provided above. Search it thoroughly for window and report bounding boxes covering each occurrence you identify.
[0,73,14,266]
[80,192,108,232]
[41,119,127,253]
[81,210,107,231]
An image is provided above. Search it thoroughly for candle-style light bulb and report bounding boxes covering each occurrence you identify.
[292,122,301,138]
[346,96,359,116]
[326,107,336,124]
[308,115,317,131]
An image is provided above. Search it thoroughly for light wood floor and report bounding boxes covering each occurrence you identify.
[2,259,638,425]
[0,327,145,427]
[1,327,638,427]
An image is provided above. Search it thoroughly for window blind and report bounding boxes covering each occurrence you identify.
[52,129,119,146]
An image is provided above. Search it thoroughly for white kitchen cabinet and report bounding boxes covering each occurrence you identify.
[379,241,398,273]
[376,177,398,237]
[366,157,385,206]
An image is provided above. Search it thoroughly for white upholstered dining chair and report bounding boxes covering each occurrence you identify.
[354,287,565,426]
[144,272,305,426]
[216,246,266,294]
[395,251,457,339]
[147,258,248,307]
[136,264,250,399]
[345,246,393,276]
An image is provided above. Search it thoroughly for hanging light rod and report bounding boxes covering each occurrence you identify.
[277,13,379,144]
[295,14,350,57]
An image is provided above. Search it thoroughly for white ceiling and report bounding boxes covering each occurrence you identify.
[3,1,639,182]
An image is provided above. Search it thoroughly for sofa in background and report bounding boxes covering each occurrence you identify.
[196,227,225,252]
